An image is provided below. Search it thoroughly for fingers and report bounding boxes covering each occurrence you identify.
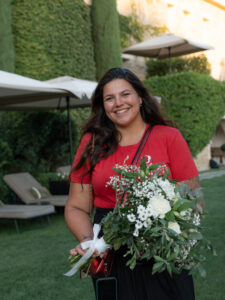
[70,244,87,256]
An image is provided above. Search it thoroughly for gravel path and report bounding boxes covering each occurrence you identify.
[199,169,225,180]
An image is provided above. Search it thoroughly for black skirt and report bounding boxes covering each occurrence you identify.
[93,207,195,300]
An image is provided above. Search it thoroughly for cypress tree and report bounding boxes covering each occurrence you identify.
[0,0,14,72]
[91,0,122,80]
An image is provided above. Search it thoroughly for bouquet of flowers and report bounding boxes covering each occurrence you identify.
[101,156,213,277]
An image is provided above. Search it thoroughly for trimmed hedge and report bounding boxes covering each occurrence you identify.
[0,0,14,72]
[146,55,211,77]
[144,73,225,157]
[11,0,96,80]
[91,0,122,79]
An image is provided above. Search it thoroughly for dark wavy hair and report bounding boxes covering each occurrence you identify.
[72,68,174,178]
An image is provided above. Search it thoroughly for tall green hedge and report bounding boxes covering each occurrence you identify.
[0,0,14,72]
[11,0,96,80]
[91,0,122,80]
[144,73,225,157]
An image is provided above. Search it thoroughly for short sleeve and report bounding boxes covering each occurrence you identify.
[168,130,198,181]
[70,133,92,184]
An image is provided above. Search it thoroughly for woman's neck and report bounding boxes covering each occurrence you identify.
[117,120,147,146]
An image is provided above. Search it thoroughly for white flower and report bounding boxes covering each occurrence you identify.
[133,228,139,237]
[148,194,171,218]
[137,205,145,214]
[135,220,143,229]
[143,218,152,228]
[168,222,181,234]
[127,214,136,222]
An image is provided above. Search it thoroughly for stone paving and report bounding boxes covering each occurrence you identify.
[199,169,225,180]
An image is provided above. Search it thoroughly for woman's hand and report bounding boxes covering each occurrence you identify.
[70,243,104,258]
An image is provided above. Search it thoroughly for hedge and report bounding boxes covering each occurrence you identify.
[146,55,211,77]
[91,0,122,79]
[0,0,14,72]
[11,0,96,80]
[144,73,225,157]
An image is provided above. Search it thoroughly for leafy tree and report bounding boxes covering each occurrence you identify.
[146,54,211,77]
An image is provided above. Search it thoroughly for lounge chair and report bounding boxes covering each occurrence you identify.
[0,201,55,233]
[56,165,71,175]
[3,172,68,207]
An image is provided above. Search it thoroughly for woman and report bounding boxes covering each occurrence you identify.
[65,68,200,300]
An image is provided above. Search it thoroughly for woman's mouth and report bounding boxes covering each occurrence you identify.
[115,108,129,114]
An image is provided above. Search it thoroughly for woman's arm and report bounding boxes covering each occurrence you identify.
[65,182,94,256]
[176,175,205,211]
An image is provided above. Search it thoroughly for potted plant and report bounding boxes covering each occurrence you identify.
[221,143,225,152]
[49,172,69,195]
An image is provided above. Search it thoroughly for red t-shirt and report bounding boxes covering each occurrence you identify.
[70,125,198,209]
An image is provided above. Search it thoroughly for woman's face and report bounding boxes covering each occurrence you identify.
[103,79,143,129]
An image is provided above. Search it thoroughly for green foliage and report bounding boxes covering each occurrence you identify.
[0,111,78,203]
[221,143,225,152]
[11,0,96,80]
[0,0,15,72]
[146,54,211,77]
[144,73,225,157]
[119,13,168,49]
[91,0,122,79]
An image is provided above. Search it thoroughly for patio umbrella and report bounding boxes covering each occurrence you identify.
[123,33,214,73]
[0,70,97,164]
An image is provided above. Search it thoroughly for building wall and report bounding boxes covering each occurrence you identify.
[117,0,225,80]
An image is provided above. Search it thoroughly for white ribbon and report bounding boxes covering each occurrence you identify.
[64,224,111,277]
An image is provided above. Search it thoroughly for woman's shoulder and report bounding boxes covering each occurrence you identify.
[153,125,181,139]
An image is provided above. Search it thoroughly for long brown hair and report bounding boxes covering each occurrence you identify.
[72,68,173,178]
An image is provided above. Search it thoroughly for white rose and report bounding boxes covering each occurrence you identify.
[148,194,171,218]
[168,221,181,234]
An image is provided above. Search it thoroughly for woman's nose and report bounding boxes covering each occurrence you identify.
[114,96,123,106]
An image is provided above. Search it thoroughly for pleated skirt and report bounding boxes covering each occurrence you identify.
[93,207,195,300]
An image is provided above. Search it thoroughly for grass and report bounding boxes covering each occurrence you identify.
[0,175,224,300]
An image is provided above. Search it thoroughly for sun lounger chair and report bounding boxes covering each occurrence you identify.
[0,201,55,233]
[3,172,68,207]
[56,165,71,175]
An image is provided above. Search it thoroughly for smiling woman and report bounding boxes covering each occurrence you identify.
[103,79,144,145]
[65,68,199,300]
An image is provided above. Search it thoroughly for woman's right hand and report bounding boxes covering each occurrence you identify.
[70,243,100,257]
[70,244,87,256]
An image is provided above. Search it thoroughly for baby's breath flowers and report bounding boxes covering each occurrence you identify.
[101,156,213,277]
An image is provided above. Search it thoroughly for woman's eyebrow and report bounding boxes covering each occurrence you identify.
[103,88,132,99]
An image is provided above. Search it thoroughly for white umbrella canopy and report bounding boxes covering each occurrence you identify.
[0,71,97,110]
[0,70,98,164]
[123,33,214,59]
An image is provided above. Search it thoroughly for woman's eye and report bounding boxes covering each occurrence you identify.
[123,93,129,97]
[105,97,113,101]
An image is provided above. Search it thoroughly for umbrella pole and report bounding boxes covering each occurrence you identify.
[66,96,73,166]
[168,47,172,73]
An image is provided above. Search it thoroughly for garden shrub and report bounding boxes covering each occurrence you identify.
[11,0,96,80]
[0,111,78,203]
[146,54,211,77]
[144,72,225,157]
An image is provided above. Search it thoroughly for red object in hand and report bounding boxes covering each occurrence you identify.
[89,249,114,278]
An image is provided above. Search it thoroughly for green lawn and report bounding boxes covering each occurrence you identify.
[0,175,224,300]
